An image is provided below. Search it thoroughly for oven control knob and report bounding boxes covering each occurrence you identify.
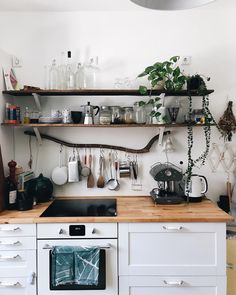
[92,228,96,234]
[58,228,65,235]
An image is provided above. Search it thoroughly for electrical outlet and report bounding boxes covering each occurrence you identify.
[181,56,192,66]
[12,56,22,68]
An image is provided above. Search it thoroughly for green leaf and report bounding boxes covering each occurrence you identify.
[154,103,162,110]
[137,101,146,107]
[137,71,147,78]
[150,110,156,117]
[154,112,161,117]
[144,66,155,74]
[154,97,161,102]
[173,67,181,77]
[139,85,148,95]
[146,98,154,105]
[170,56,180,63]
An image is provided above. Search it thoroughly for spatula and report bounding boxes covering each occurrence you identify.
[87,149,95,188]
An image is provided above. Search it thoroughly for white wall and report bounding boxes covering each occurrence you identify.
[1,0,236,200]
[0,49,14,173]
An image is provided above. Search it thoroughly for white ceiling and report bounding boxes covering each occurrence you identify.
[0,0,141,12]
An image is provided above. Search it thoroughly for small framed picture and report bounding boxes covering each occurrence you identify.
[3,67,20,90]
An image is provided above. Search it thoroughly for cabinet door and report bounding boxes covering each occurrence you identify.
[119,223,226,276]
[119,276,226,295]
[0,224,36,237]
[0,277,36,295]
[227,239,236,295]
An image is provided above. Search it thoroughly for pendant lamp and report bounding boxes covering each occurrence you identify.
[130,0,215,10]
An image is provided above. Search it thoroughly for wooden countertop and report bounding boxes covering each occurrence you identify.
[0,196,233,224]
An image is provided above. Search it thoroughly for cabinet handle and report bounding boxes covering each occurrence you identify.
[0,227,20,232]
[58,229,64,235]
[92,228,96,234]
[0,254,21,260]
[162,226,183,231]
[43,243,111,249]
[0,241,20,246]
[163,280,184,286]
[227,263,234,269]
[0,281,22,287]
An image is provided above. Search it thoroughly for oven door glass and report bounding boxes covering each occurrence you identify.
[50,249,106,290]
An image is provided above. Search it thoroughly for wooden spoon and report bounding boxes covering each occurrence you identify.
[97,156,105,188]
[87,150,95,188]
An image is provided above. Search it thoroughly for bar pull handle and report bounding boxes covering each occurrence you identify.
[0,281,22,287]
[0,227,20,232]
[0,254,21,260]
[227,263,234,269]
[43,243,111,250]
[162,226,183,231]
[163,280,184,286]
[0,240,20,246]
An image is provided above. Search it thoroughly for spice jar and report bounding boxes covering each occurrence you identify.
[123,107,134,124]
[111,106,124,124]
[99,106,111,125]
[193,109,205,124]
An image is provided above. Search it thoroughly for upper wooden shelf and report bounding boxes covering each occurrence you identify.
[2,89,214,97]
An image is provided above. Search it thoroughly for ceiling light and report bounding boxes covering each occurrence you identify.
[130,0,215,10]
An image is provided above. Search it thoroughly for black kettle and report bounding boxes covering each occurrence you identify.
[26,173,53,203]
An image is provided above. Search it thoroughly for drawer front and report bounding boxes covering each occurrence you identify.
[37,223,117,239]
[119,223,226,276]
[227,239,236,263]
[0,250,36,277]
[0,277,36,295]
[119,276,226,295]
[0,237,36,250]
[0,224,36,237]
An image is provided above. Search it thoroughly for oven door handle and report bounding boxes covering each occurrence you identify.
[42,243,111,250]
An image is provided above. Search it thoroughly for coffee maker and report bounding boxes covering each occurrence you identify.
[150,162,184,204]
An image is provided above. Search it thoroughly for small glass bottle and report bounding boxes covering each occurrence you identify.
[65,51,75,89]
[23,107,30,124]
[49,59,59,90]
[75,63,85,89]
[123,107,134,124]
[84,57,99,89]
[99,106,111,125]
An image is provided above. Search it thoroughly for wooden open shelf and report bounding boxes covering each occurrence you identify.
[1,123,215,128]
[2,89,214,97]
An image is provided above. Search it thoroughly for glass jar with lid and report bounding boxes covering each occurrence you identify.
[111,106,124,124]
[99,106,112,125]
[123,107,134,124]
[133,102,146,124]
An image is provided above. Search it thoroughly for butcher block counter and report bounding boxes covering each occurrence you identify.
[0,196,233,224]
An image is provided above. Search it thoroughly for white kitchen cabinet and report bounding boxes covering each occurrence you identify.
[0,224,36,295]
[119,276,226,295]
[119,223,227,295]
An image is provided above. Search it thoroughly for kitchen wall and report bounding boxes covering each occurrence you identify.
[0,0,236,200]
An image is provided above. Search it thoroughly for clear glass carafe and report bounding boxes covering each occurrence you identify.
[49,59,59,90]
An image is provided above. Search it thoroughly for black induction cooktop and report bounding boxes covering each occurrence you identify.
[40,198,117,217]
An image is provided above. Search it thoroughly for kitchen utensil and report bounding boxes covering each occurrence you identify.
[87,149,95,188]
[68,149,79,183]
[131,158,142,191]
[51,145,68,186]
[76,148,82,181]
[185,174,208,202]
[97,153,105,188]
[0,145,6,212]
[81,101,100,124]
[81,148,91,177]
[16,189,33,211]
[31,173,53,203]
[107,152,119,190]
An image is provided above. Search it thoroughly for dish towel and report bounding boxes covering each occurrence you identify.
[51,246,100,287]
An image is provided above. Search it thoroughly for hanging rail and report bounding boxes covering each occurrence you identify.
[24,130,169,154]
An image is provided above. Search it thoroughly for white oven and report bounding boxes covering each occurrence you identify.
[37,223,118,295]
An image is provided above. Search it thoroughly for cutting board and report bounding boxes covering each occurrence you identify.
[0,145,6,211]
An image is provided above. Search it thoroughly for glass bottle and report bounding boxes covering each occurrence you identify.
[5,160,17,210]
[49,59,59,90]
[58,51,67,90]
[75,63,85,89]
[133,102,146,124]
[84,57,99,89]
[23,107,30,124]
[65,51,75,89]
[111,106,124,124]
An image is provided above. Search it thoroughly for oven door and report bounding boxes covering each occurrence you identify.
[37,239,117,295]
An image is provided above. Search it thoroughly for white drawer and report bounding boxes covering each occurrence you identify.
[0,276,36,295]
[119,223,226,276]
[0,237,36,250]
[119,276,226,295]
[37,223,117,239]
[0,250,36,277]
[0,224,36,237]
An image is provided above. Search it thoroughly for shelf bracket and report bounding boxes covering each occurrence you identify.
[32,93,41,111]
[158,127,165,145]
[33,127,42,145]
